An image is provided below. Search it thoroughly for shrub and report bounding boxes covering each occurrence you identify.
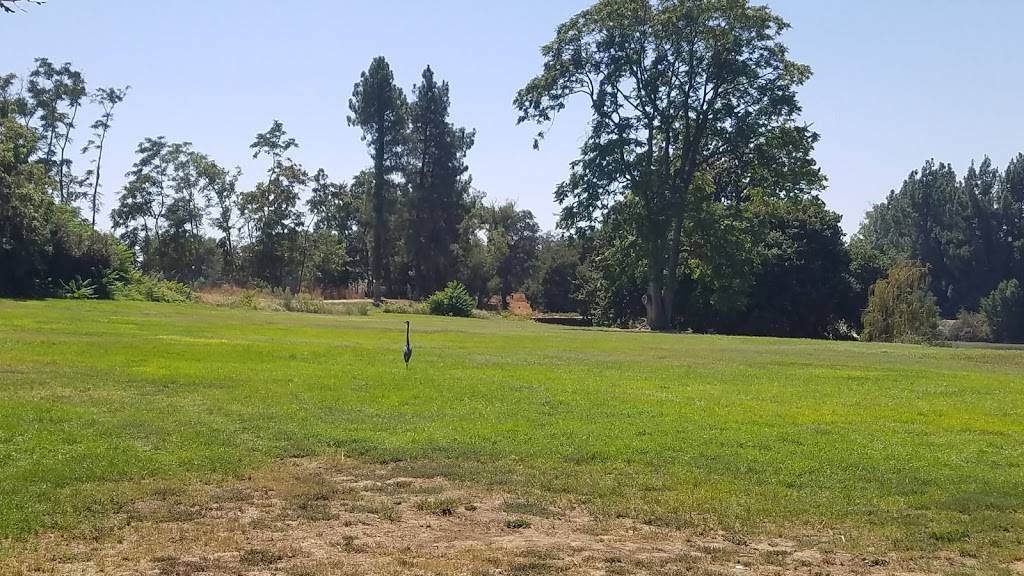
[426,281,475,318]
[942,310,992,342]
[109,270,193,303]
[325,302,371,316]
[281,293,327,314]
[236,290,259,310]
[860,262,940,344]
[60,276,97,300]
[980,279,1024,343]
[382,301,428,315]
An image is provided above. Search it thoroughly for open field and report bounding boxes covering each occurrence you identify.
[1,300,1023,574]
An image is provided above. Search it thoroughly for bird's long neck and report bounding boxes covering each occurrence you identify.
[406,324,410,347]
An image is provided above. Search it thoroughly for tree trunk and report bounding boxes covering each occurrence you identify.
[90,128,107,227]
[644,235,670,330]
[644,279,670,331]
[643,215,682,331]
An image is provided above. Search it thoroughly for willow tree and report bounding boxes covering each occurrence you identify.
[515,0,814,330]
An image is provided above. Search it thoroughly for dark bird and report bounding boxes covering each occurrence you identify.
[403,321,413,368]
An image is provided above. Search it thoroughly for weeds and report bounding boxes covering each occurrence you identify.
[415,496,462,516]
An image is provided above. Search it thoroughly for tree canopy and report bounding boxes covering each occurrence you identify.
[516,0,821,330]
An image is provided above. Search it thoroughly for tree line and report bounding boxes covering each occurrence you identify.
[3,0,1023,343]
[2,57,545,309]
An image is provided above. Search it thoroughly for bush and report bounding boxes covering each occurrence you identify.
[281,293,327,314]
[382,301,428,315]
[861,262,940,344]
[943,310,992,342]
[235,290,260,310]
[60,276,97,300]
[109,270,193,303]
[426,281,475,317]
[980,279,1024,343]
[325,302,371,316]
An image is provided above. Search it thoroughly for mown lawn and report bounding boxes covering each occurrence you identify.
[1,299,1022,565]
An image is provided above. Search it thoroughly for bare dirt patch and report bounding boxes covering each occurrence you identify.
[0,458,982,575]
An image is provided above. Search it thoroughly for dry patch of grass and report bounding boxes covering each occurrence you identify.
[0,457,1002,576]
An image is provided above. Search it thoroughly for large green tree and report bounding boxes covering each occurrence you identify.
[205,160,241,281]
[306,168,360,292]
[239,121,308,290]
[856,155,1024,319]
[481,202,541,306]
[405,66,475,297]
[1000,154,1024,284]
[25,58,87,205]
[728,195,854,338]
[856,160,967,315]
[111,137,175,267]
[516,0,816,330]
[348,56,408,301]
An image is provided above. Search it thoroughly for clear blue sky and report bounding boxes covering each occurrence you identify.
[4,0,1024,235]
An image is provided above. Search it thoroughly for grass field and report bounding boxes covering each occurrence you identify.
[1,300,1023,572]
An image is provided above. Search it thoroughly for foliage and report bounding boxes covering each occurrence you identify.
[525,234,581,313]
[573,203,648,327]
[382,300,428,315]
[861,262,940,344]
[516,0,820,329]
[108,269,193,303]
[942,310,992,343]
[857,155,1024,318]
[980,279,1024,343]
[349,57,408,299]
[723,195,855,339]
[281,293,326,314]
[578,189,856,338]
[60,276,96,299]
[3,57,543,311]
[404,66,475,297]
[240,121,309,290]
[236,289,259,310]
[479,202,540,305]
[426,281,475,317]
[81,86,128,227]
[280,294,371,316]
[847,236,889,329]
[326,301,371,316]
[25,58,88,205]
[1,116,131,297]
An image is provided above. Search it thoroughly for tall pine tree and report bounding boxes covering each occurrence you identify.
[348,57,407,301]
[405,66,475,297]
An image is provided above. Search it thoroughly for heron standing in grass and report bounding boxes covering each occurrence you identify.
[403,321,413,368]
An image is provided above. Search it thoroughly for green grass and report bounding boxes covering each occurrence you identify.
[1,299,1023,566]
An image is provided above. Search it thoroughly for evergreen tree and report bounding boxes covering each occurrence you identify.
[348,57,407,301]
[405,66,475,297]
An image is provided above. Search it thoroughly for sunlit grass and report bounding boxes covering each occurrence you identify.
[1,299,1022,565]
